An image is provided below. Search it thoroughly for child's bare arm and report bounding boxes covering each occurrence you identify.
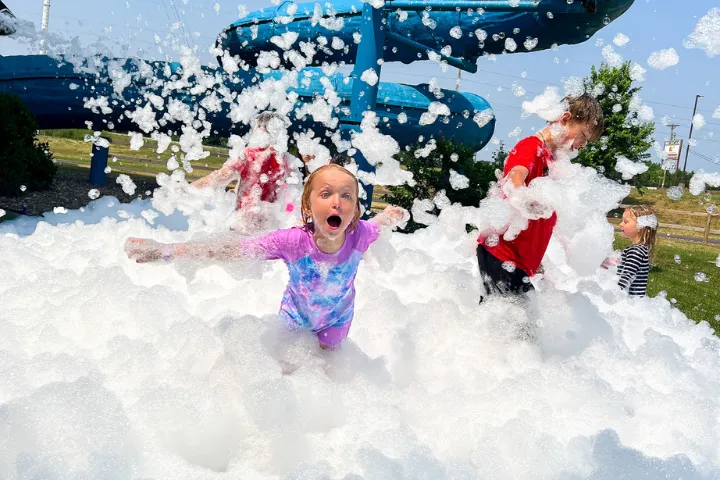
[191,166,239,189]
[125,235,246,263]
[506,165,529,188]
[371,205,410,229]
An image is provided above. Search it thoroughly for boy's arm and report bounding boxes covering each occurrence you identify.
[506,165,529,188]
[371,205,410,229]
[191,166,239,189]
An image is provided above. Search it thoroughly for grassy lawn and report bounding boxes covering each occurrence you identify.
[616,188,720,241]
[615,234,720,329]
[38,130,228,180]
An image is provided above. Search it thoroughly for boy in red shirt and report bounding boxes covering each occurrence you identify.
[477,94,604,302]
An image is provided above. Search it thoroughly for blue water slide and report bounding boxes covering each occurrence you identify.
[0,55,494,151]
[219,0,635,69]
[0,0,636,152]
[0,0,635,203]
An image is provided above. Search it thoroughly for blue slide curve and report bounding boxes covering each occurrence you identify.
[0,0,634,154]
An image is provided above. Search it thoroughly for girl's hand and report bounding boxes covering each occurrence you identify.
[372,205,410,229]
[383,205,409,223]
[125,238,165,263]
[300,154,315,164]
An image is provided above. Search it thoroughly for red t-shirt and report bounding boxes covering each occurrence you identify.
[226,147,289,210]
[478,136,557,276]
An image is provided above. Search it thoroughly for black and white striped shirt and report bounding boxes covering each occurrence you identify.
[617,244,649,296]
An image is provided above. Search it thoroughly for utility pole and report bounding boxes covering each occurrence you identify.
[661,123,680,188]
[39,0,50,55]
[682,94,703,174]
[455,68,461,92]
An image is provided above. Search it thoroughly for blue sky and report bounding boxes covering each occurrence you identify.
[2,0,719,173]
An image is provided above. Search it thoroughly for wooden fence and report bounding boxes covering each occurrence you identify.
[617,204,719,243]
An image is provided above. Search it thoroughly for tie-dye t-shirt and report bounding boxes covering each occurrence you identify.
[240,220,380,332]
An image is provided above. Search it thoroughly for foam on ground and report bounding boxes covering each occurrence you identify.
[1,188,720,479]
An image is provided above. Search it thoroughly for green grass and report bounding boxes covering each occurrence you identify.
[625,187,720,212]
[38,130,229,170]
[40,135,226,181]
[618,188,720,240]
[615,234,720,329]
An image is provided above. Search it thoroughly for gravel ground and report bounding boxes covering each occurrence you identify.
[0,170,158,217]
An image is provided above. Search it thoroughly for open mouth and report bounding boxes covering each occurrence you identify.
[327,215,342,230]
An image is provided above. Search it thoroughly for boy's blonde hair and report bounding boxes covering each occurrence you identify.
[301,164,361,230]
[565,94,605,141]
[626,205,658,262]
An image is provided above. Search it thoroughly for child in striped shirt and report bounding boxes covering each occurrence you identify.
[602,205,658,296]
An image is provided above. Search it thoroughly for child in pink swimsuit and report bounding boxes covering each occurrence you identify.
[192,112,308,217]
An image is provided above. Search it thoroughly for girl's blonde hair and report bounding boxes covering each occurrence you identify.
[626,205,658,261]
[301,164,361,230]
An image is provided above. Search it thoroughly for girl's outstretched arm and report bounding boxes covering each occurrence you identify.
[125,236,248,263]
[371,205,410,230]
[191,166,239,190]
[124,228,290,264]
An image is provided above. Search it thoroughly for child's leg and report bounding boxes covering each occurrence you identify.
[317,322,352,350]
[476,245,533,303]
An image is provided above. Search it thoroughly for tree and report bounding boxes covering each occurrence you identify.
[635,160,663,189]
[0,93,57,196]
[575,61,655,184]
[381,137,503,233]
[491,141,509,167]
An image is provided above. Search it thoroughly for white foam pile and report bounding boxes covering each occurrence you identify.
[3,145,720,478]
[684,7,720,57]
[2,2,720,478]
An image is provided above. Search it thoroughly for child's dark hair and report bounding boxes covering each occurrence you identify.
[329,154,351,166]
[564,93,605,141]
[254,111,286,130]
[627,205,658,262]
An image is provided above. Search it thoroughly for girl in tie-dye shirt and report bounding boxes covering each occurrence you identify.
[125,164,408,349]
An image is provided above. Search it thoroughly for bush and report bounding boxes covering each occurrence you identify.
[204,135,229,148]
[381,138,504,233]
[0,93,57,196]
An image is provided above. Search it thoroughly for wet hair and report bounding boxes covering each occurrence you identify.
[564,93,605,141]
[301,164,361,231]
[329,154,351,166]
[253,111,286,130]
[625,205,658,262]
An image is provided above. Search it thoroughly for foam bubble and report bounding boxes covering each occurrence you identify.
[521,87,568,122]
[683,7,720,57]
[647,48,680,70]
[666,186,684,201]
[614,156,648,180]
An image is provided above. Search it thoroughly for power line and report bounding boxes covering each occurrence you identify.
[689,149,720,165]
[159,0,189,48]
[167,0,192,48]
[51,13,218,42]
